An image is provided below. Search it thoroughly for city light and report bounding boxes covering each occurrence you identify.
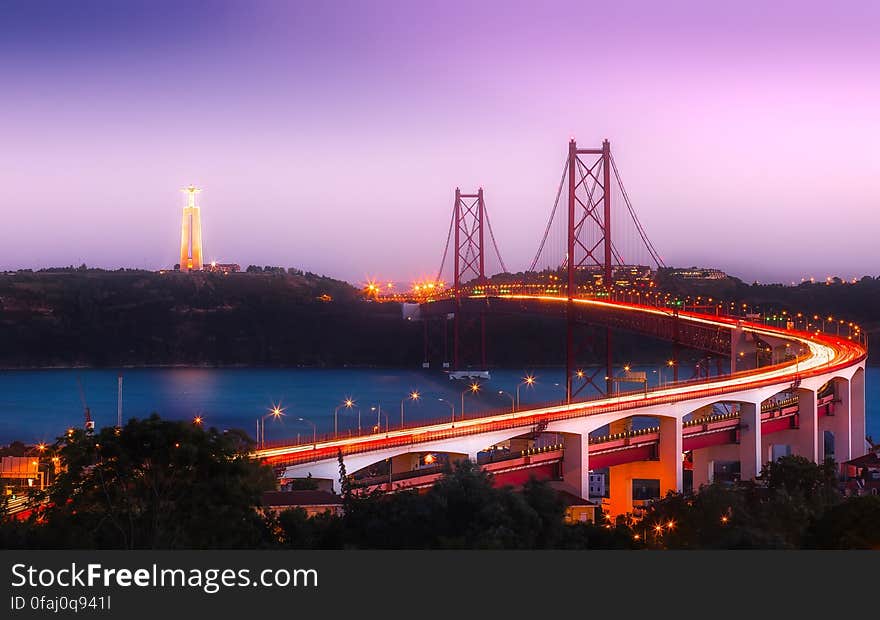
[193,416,203,425]
[253,289,864,526]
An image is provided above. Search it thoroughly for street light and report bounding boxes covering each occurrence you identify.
[498,390,515,413]
[401,390,420,426]
[334,398,355,437]
[257,405,285,448]
[461,382,480,419]
[517,375,536,410]
[438,398,455,424]
[370,405,382,433]
[297,416,317,448]
[666,359,678,383]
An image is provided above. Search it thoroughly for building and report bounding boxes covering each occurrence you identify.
[207,262,240,274]
[612,265,655,288]
[668,267,727,280]
[261,490,344,517]
[179,185,204,272]
[589,472,606,498]
[558,491,599,524]
[843,443,880,497]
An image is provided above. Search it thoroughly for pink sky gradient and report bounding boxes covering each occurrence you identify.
[1,1,878,284]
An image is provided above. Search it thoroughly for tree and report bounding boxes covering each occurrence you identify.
[29,415,276,549]
[807,495,880,549]
[760,455,839,506]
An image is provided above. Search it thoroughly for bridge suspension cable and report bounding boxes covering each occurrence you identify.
[436,189,508,285]
[435,205,455,284]
[530,141,666,274]
[610,152,666,268]
[529,155,569,272]
[484,199,508,274]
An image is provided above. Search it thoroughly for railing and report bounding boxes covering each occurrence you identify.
[379,283,868,347]
[258,297,865,466]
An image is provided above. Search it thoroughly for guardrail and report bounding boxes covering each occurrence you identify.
[258,298,865,467]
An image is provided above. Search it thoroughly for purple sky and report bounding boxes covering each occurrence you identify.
[1,1,878,285]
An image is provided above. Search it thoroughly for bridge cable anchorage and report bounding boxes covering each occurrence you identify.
[610,152,666,268]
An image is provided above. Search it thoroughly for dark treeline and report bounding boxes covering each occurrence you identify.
[0,268,878,369]
[2,416,877,549]
[0,270,696,369]
[656,269,880,343]
[0,417,634,549]
[0,269,420,367]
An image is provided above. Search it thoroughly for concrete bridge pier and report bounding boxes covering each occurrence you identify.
[691,400,761,488]
[606,417,682,516]
[820,378,851,465]
[739,401,762,480]
[850,368,867,458]
[559,432,589,501]
[792,387,819,461]
[761,387,818,462]
[730,327,757,373]
[691,443,738,488]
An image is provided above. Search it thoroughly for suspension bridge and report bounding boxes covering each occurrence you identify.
[257,138,868,516]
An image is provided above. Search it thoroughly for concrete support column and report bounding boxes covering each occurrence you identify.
[739,401,762,480]
[827,378,852,465]
[730,328,756,373]
[850,369,867,458]
[794,388,818,462]
[606,419,684,517]
[560,432,589,500]
[659,417,683,494]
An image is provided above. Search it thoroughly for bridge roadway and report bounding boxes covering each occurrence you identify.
[257,294,867,515]
[342,394,830,495]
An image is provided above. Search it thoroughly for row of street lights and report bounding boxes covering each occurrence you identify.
[256,404,317,449]
[252,365,677,448]
[497,375,535,412]
[253,378,527,447]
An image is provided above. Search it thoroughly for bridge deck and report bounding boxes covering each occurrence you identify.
[256,295,865,468]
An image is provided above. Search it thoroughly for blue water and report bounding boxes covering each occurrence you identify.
[1,366,877,446]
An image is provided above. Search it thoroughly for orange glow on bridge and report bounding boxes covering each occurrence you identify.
[255,293,866,468]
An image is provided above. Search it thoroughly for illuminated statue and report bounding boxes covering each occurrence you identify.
[179,185,204,271]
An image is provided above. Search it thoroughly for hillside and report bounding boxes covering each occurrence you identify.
[0,269,420,367]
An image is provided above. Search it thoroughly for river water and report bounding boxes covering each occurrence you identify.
[1,366,877,446]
